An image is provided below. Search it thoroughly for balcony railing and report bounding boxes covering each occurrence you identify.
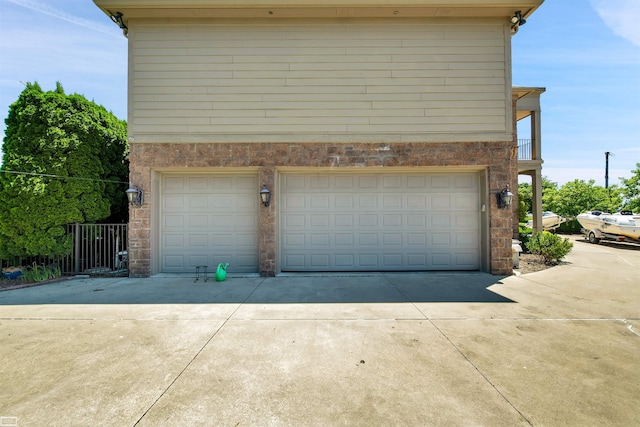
[518,139,532,160]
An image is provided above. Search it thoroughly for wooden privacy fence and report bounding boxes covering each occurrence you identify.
[1,223,128,277]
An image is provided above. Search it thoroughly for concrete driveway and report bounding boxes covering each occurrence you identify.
[1,235,638,426]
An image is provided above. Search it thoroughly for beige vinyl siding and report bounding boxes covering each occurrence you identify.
[130,18,509,143]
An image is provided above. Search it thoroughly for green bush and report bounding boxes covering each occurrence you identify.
[525,231,573,265]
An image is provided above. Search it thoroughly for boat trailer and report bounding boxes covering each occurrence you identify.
[581,228,640,245]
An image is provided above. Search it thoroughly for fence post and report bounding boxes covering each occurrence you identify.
[74,222,80,275]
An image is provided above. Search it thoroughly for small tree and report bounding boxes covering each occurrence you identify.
[0,82,128,259]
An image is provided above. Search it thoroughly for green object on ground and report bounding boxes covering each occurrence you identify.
[215,263,229,281]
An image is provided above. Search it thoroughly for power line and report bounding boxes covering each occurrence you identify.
[0,169,129,185]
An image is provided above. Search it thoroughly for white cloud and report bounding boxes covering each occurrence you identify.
[591,0,640,47]
[5,0,118,37]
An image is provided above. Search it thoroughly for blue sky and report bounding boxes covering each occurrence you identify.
[1,0,638,187]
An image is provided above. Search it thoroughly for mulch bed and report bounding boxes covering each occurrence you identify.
[515,253,554,274]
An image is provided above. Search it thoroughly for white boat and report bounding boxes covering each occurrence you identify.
[577,210,640,243]
[526,211,568,231]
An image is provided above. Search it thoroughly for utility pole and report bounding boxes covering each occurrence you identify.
[604,151,614,189]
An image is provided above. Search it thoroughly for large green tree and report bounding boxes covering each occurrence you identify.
[619,163,640,212]
[546,179,621,217]
[0,82,128,258]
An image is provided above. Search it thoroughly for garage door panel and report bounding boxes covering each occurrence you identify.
[285,215,305,227]
[454,214,477,228]
[357,195,378,208]
[357,254,377,266]
[310,254,330,268]
[383,254,402,266]
[382,214,402,227]
[407,195,427,208]
[454,195,478,210]
[335,215,353,227]
[164,214,185,228]
[282,175,306,189]
[454,232,478,247]
[284,194,305,209]
[164,195,184,209]
[188,215,208,227]
[310,215,330,227]
[407,253,427,266]
[163,255,185,268]
[431,195,451,209]
[187,176,209,190]
[335,234,354,246]
[432,233,451,246]
[164,234,184,247]
[407,214,426,227]
[310,233,330,247]
[382,194,403,209]
[335,195,353,208]
[188,234,208,247]
[160,174,258,274]
[164,176,185,191]
[335,254,355,267]
[382,175,402,188]
[358,215,378,227]
[382,233,402,245]
[407,233,426,246]
[432,253,451,266]
[280,172,479,271]
[357,176,378,188]
[310,175,330,189]
[430,214,450,227]
[284,254,306,268]
[310,195,330,209]
[455,253,478,268]
[188,195,209,210]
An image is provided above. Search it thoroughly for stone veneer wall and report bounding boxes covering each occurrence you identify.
[128,141,516,277]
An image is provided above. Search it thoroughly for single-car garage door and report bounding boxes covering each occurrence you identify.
[280,172,479,271]
[160,174,259,273]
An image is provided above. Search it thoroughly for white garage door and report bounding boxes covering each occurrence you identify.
[160,174,259,273]
[280,172,479,271]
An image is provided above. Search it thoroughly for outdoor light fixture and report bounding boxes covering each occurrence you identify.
[260,185,271,207]
[510,10,526,34]
[497,185,513,209]
[109,11,128,37]
[126,185,144,206]
[510,11,526,26]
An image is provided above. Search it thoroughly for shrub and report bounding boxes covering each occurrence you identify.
[20,263,61,283]
[525,231,573,265]
[518,224,533,252]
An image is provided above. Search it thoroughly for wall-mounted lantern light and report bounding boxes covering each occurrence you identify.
[497,185,513,209]
[260,185,271,207]
[126,185,144,206]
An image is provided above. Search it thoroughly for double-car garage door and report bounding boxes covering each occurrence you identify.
[159,171,480,273]
[280,172,479,271]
